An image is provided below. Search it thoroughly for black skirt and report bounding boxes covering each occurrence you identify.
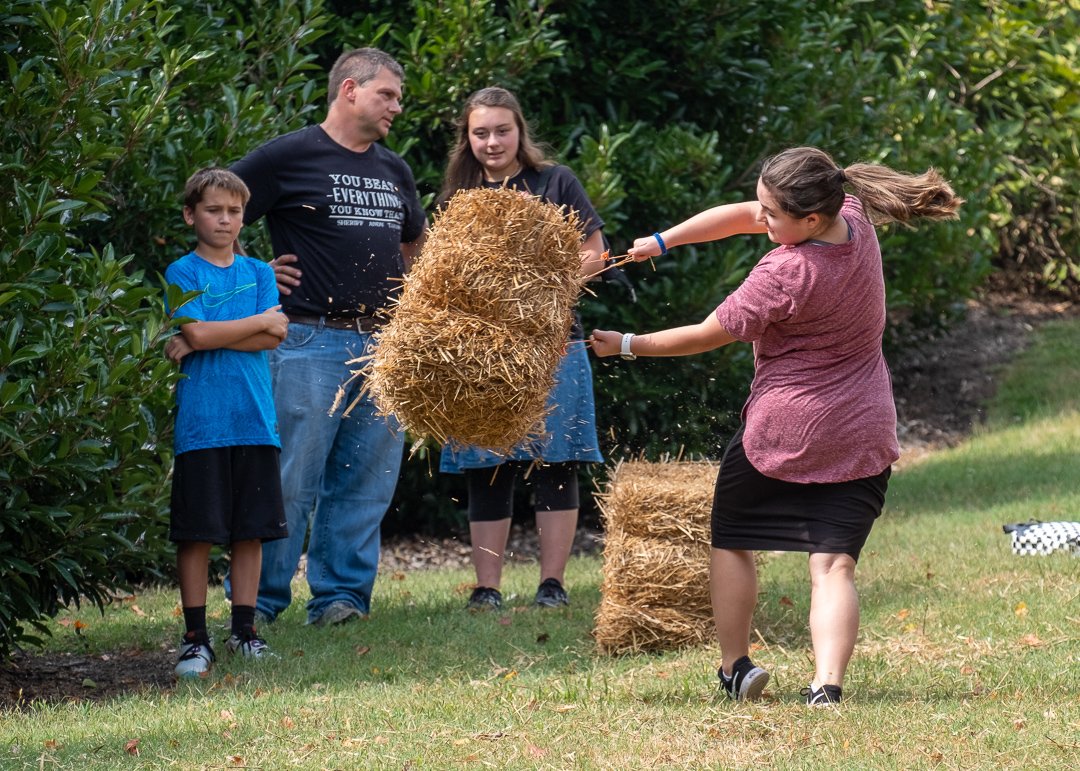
[710,425,890,560]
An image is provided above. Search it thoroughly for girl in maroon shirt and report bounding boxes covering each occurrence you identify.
[591,146,962,706]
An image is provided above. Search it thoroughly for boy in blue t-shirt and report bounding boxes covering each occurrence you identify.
[164,168,288,679]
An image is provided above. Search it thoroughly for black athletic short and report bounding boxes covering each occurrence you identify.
[170,445,288,545]
[466,461,580,522]
[710,425,890,561]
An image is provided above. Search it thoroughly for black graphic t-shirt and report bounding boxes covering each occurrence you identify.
[232,125,426,317]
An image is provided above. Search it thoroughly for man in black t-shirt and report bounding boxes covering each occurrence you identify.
[230,48,427,628]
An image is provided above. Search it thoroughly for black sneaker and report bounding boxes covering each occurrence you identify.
[466,586,503,611]
[803,683,843,706]
[718,655,769,701]
[534,578,569,607]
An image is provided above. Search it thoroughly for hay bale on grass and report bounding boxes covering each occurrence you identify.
[599,460,716,542]
[600,531,711,608]
[341,186,585,452]
[594,460,719,655]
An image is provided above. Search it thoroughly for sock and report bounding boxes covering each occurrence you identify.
[231,605,256,638]
[183,606,208,641]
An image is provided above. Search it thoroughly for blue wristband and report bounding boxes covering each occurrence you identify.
[653,232,668,255]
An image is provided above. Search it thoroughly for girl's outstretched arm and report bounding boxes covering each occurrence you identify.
[591,312,736,358]
[628,201,766,260]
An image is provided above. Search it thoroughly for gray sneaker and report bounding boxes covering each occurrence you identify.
[253,609,275,626]
[307,600,363,627]
[175,635,215,679]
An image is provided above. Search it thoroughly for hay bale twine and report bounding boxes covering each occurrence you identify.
[353,186,585,452]
[594,459,720,655]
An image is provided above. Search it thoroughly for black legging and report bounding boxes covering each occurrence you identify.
[466,461,580,522]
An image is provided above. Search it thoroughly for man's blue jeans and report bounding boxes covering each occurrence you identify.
[257,321,404,623]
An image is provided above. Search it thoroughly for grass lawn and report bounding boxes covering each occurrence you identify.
[2,321,1079,769]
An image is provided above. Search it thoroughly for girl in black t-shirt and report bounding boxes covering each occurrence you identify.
[438,87,606,611]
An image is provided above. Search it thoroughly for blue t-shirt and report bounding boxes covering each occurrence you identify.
[165,251,280,455]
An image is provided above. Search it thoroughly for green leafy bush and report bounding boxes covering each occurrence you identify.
[3,0,1079,647]
[0,0,329,657]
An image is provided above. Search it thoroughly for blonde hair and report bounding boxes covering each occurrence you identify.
[183,167,250,209]
[438,87,553,205]
[760,146,963,225]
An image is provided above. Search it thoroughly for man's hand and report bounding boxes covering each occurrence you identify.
[165,334,194,364]
[270,254,302,296]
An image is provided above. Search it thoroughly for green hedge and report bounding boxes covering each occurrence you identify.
[2,0,1077,655]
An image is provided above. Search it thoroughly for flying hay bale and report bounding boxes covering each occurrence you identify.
[343,186,584,452]
[594,459,719,655]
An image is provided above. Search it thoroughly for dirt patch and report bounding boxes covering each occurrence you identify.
[0,648,174,710]
[887,291,1076,463]
[2,291,1074,710]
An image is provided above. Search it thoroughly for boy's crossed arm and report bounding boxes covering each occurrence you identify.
[166,305,287,363]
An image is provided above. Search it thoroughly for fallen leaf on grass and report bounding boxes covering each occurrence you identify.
[1014,601,1028,617]
[497,616,512,626]
[124,739,140,756]
[897,608,911,620]
[281,717,295,729]
[130,605,146,617]
[57,618,72,628]
[1019,633,1044,648]
[553,705,577,713]
[44,740,58,750]
[355,645,371,656]
[526,743,547,758]
[779,596,794,607]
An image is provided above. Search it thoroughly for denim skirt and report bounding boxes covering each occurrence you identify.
[440,343,604,472]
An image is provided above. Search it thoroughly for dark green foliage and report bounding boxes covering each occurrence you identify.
[2,0,1077,651]
[0,0,329,658]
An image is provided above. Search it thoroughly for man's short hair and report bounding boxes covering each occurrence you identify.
[327,47,404,105]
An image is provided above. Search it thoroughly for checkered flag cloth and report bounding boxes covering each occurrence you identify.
[1002,521,1080,556]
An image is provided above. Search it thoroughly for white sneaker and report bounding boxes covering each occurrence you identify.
[225,633,274,659]
[175,636,215,679]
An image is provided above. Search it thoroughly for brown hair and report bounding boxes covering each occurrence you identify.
[327,47,405,106]
[438,86,554,205]
[759,146,963,225]
[183,167,250,209]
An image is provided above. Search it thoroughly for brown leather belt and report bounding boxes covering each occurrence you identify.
[284,312,381,332]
